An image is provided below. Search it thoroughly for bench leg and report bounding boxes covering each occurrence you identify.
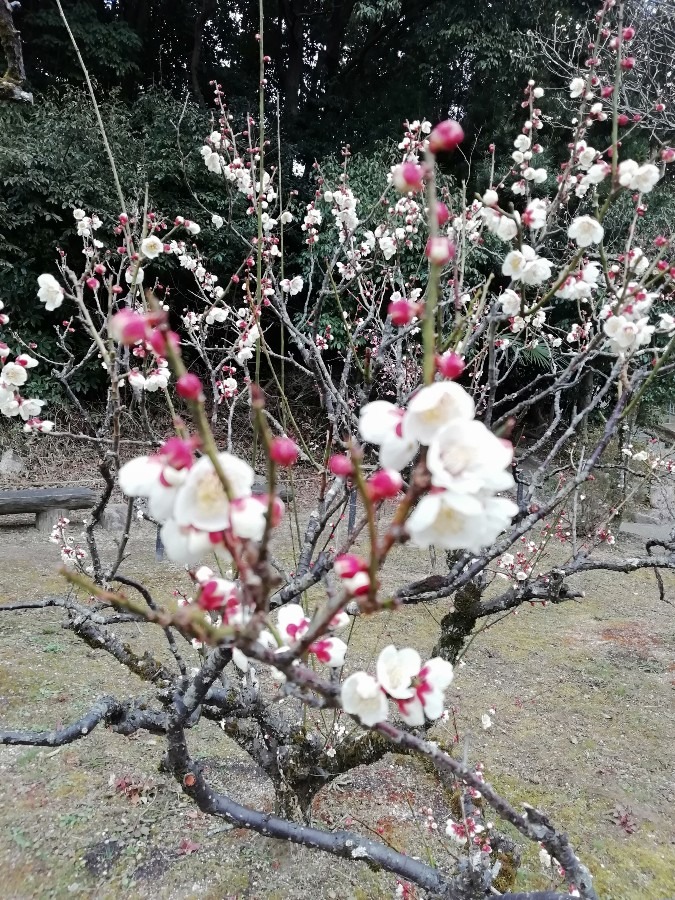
[35,508,73,535]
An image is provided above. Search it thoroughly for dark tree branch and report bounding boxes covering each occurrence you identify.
[165,722,569,900]
[0,696,121,746]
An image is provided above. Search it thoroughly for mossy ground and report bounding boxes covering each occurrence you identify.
[0,495,673,899]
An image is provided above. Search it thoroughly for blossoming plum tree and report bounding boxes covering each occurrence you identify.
[2,1,675,897]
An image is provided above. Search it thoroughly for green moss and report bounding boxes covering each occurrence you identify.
[493,850,518,892]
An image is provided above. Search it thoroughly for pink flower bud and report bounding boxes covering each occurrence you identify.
[269,436,299,467]
[661,147,675,163]
[388,298,418,326]
[392,162,424,194]
[85,277,99,290]
[657,259,668,271]
[654,102,666,113]
[119,213,129,225]
[425,236,455,266]
[109,309,148,345]
[342,571,371,597]
[94,264,106,275]
[436,202,450,226]
[149,329,180,358]
[117,246,126,254]
[159,436,197,469]
[436,351,466,380]
[174,216,185,226]
[112,285,123,295]
[0,342,9,359]
[601,85,614,98]
[367,469,403,501]
[198,579,231,611]
[334,553,368,578]
[617,113,630,126]
[622,26,635,40]
[329,454,354,477]
[428,119,464,154]
[176,372,204,401]
[620,56,636,70]
[252,494,285,527]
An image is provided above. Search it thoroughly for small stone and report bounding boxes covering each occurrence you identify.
[0,449,25,476]
[570,736,579,745]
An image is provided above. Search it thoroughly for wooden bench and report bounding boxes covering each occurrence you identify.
[0,487,98,532]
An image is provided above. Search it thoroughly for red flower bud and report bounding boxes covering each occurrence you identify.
[334,554,368,578]
[428,119,464,154]
[367,469,403,501]
[392,162,424,194]
[436,351,466,380]
[329,454,354,477]
[109,309,148,345]
[436,202,450,227]
[149,329,180,357]
[620,56,636,70]
[176,373,204,401]
[622,26,635,40]
[85,277,99,290]
[388,298,418,326]
[425,236,455,265]
[661,147,675,163]
[269,436,299,467]
[617,113,630,126]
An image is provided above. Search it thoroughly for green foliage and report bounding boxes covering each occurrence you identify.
[0,87,246,392]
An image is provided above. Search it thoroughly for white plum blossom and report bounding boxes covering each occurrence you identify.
[500,289,522,317]
[359,401,419,471]
[1,362,28,387]
[496,216,518,242]
[18,398,45,421]
[569,77,586,98]
[502,245,553,285]
[160,520,214,566]
[658,313,675,334]
[427,421,514,494]
[618,160,661,193]
[603,315,654,355]
[576,145,597,170]
[173,452,255,532]
[37,273,64,311]
[140,235,164,259]
[280,275,304,295]
[211,214,224,229]
[586,161,611,184]
[125,266,145,285]
[376,646,421,699]
[341,673,388,726]
[568,215,604,247]
[377,646,454,726]
[523,198,547,230]
[407,490,518,552]
[404,382,475,446]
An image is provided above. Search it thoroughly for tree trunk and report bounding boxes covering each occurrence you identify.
[281,0,304,121]
[0,0,32,102]
[432,579,484,663]
[191,0,216,104]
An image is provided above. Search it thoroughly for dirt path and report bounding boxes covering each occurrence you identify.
[0,514,673,899]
